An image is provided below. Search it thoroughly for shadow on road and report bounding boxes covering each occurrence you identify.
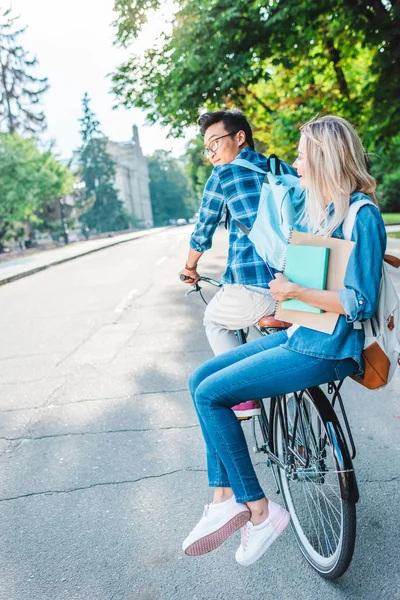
[0,258,399,599]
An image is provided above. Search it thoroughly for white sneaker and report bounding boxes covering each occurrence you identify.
[235,501,290,566]
[182,496,250,556]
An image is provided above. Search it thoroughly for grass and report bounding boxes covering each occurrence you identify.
[382,213,400,225]
[387,232,400,239]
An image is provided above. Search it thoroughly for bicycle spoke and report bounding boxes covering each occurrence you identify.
[274,388,357,576]
[320,477,342,502]
[309,480,341,542]
[299,399,320,458]
[301,478,324,555]
[302,481,338,555]
[302,480,332,555]
[304,477,342,524]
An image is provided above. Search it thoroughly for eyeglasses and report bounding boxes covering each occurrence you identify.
[203,131,239,158]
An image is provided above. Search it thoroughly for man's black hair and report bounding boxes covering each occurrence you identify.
[198,109,255,150]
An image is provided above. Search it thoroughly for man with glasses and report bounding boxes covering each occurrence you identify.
[179,109,296,418]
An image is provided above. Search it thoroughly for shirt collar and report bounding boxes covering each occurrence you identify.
[237,147,255,159]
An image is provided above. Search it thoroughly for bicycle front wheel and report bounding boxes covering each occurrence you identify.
[273,387,357,579]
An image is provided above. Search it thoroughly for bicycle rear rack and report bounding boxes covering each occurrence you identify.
[327,381,357,460]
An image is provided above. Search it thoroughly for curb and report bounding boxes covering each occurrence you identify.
[0,227,169,287]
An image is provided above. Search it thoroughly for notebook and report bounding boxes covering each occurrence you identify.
[282,244,330,313]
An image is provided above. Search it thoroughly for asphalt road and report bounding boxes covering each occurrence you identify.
[0,226,399,600]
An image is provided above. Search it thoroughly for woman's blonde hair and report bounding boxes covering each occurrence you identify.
[300,115,377,236]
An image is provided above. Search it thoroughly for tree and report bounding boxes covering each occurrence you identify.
[370,134,400,212]
[34,156,76,243]
[78,93,131,233]
[184,136,212,203]
[0,133,73,247]
[0,8,49,135]
[79,91,101,142]
[111,0,399,150]
[148,150,194,225]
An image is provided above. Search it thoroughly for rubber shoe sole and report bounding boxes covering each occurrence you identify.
[184,510,250,556]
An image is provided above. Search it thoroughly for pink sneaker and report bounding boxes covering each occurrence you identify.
[232,400,261,419]
[235,501,290,566]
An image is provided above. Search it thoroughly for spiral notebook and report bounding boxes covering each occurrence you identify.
[275,231,355,334]
[282,245,330,313]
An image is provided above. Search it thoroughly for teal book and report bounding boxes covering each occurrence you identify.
[282,245,330,314]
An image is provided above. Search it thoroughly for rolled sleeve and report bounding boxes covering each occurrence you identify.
[341,204,386,322]
[190,172,224,252]
[339,288,368,323]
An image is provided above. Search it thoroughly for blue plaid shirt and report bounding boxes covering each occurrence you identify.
[190,148,297,287]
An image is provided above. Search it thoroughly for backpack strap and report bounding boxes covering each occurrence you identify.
[266,154,282,176]
[230,158,267,175]
[231,153,282,176]
[225,158,267,232]
[342,198,376,331]
[342,198,375,241]
[227,155,283,240]
[234,219,251,236]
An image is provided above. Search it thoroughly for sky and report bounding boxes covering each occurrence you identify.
[7,0,192,159]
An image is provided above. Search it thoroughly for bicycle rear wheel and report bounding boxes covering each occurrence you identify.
[273,387,357,579]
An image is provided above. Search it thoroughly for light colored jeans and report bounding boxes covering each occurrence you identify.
[189,331,357,503]
[203,284,275,355]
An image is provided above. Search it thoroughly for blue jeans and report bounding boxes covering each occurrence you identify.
[189,331,357,503]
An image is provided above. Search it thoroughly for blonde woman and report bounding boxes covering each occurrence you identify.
[183,116,386,566]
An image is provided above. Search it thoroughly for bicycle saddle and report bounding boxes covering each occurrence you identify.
[258,316,292,329]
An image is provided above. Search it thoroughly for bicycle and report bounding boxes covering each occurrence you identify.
[182,274,359,580]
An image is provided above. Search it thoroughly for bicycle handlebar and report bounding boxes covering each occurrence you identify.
[179,274,221,287]
[180,274,222,302]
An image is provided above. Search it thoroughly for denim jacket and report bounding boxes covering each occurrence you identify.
[283,192,387,373]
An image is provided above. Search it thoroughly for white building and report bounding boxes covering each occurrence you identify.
[106,126,153,228]
[69,125,153,228]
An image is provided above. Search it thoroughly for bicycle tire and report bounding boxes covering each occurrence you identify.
[272,387,357,579]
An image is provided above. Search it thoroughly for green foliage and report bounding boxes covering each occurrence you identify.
[148,150,194,225]
[369,134,400,212]
[185,136,212,203]
[78,93,131,233]
[0,8,49,135]
[0,133,73,243]
[112,0,399,150]
[113,0,162,44]
[381,213,400,225]
[378,170,400,213]
[79,91,101,142]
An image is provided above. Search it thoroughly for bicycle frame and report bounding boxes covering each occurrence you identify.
[254,391,359,503]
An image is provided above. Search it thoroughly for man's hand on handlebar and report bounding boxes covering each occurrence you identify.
[178,267,200,284]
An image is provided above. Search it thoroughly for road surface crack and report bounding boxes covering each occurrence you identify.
[0,388,190,413]
[0,466,207,503]
[0,424,199,443]
[359,475,400,484]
